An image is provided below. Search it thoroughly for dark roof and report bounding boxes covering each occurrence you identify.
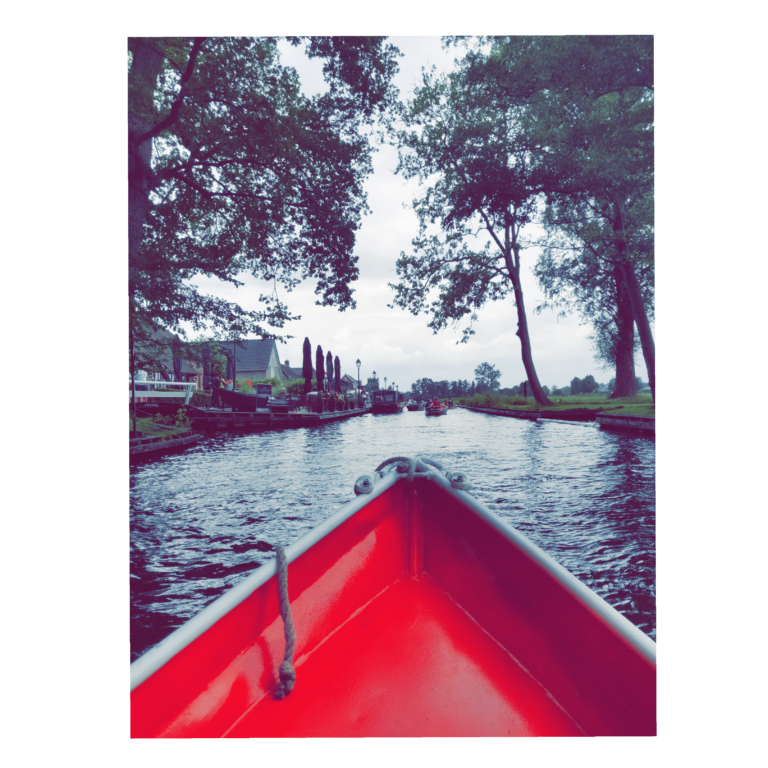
[280,359,315,380]
[224,339,278,372]
[280,363,312,380]
[135,325,201,376]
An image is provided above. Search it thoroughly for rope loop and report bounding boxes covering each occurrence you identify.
[373,456,449,482]
[273,544,296,700]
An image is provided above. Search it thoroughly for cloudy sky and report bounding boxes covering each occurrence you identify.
[5,9,760,762]
[186,36,649,392]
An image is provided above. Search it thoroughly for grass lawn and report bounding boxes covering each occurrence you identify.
[456,393,654,418]
[129,415,190,438]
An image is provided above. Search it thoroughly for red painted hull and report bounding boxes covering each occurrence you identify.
[131,468,655,737]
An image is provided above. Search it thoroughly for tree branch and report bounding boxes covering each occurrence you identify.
[136,38,206,147]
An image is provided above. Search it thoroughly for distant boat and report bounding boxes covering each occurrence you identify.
[406,400,420,411]
[372,390,402,414]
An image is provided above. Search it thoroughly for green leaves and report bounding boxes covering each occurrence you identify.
[129,36,400,341]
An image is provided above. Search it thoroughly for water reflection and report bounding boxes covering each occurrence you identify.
[130,409,655,660]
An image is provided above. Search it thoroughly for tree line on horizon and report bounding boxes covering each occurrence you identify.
[409,361,646,400]
[128,36,653,409]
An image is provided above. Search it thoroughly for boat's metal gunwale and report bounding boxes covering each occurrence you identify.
[132,461,655,691]
[421,469,656,664]
[130,471,400,691]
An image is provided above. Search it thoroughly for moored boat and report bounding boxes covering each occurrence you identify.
[214,387,268,412]
[131,457,656,738]
[371,389,402,414]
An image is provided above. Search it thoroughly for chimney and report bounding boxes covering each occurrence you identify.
[284,360,289,366]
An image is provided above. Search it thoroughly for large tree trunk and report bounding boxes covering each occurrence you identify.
[610,264,638,399]
[128,40,164,274]
[508,245,552,407]
[614,202,655,401]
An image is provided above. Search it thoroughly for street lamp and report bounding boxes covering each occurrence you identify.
[356,358,361,408]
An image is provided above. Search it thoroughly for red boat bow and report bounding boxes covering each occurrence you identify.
[131,458,655,737]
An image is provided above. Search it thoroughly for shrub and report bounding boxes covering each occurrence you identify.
[190,391,211,407]
[149,407,190,428]
[284,378,306,396]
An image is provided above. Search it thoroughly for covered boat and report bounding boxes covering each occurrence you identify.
[131,457,656,738]
[371,389,402,414]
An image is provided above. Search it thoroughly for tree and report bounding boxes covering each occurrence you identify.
[535,186,653,399]
[468,35,655,400]
[129,37,401,345]
[535,213,650,399]
[334,356,341,394]
[474,362,501,393]
[389,46,553,406]
[581,375,598,393]
[367,375,380,391]
[449,379,471,397]
[436,381,451,398]
[410,378,431,397]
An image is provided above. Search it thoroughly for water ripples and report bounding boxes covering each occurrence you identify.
[130,409,655,660]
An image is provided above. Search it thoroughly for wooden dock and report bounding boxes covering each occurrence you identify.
[595,412,655,434]
[457,405,540,421]
[130,430,202,460]
[189,405,371,431]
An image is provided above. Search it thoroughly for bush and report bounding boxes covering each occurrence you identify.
[151,407,191,428]
[283,378,306,396]
[190,391,211,407]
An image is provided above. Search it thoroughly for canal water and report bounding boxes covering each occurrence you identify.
[130,408,655,662]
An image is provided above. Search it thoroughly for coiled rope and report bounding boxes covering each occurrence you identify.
[271,456,468,700]
[273,544,296,699]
